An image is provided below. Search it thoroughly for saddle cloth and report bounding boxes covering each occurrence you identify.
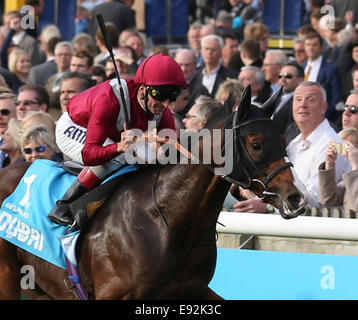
[0,159,138,269]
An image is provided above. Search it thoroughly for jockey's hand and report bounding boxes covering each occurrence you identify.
[117,129,137,154]
[146,128,161,151]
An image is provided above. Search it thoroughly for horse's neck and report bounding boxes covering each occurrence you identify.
[158,164,229,238]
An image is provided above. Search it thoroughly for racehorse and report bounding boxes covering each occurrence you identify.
[0,87,306,299]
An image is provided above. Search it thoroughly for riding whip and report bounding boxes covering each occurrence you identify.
[96,13,131,129]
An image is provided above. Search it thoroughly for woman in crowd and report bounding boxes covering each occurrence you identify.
[319,127,358,212]
[215,79,244,111]
[0,118,25,168]
[8,49,31,94]
[20,125,62,163]
[21,111,57,138]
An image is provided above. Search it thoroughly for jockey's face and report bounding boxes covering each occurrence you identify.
[138,85,172,115]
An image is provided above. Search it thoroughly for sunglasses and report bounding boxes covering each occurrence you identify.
[0,109,10,116]
[344,105,358,114]
[146,86,181,103]
[15,100,41,107]
[278,73,294,79]
[23,145,47,155]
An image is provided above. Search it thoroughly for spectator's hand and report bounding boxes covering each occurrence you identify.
[233,198,267,213]
[9,18,21,31]
[229,185,256,200]
[240,188,256,199]
[325,143,338,170]
[346,143,358,170]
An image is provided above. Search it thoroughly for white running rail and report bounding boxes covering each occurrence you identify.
[217,211,358,241]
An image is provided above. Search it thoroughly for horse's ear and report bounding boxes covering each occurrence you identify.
[233,85,251,126]
[260,86,283,116]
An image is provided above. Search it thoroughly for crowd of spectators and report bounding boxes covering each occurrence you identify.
[0,0,357,214]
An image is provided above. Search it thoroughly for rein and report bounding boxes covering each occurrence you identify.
[138,117,293,198]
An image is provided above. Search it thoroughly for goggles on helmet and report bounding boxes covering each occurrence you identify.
[146,85,182,103]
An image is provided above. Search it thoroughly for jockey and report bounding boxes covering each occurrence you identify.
[48,53,188,227]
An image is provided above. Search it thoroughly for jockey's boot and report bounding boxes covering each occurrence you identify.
[48,167,101,226]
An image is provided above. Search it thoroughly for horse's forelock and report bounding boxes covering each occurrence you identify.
[239,104,280,140]
[247,104,270,121]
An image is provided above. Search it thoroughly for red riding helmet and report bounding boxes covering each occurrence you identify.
[134,53,189,88]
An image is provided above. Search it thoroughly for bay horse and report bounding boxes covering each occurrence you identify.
[0,87,306,300]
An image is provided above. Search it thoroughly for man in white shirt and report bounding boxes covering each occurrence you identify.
[201,34,223,95]
[287,81,350,208]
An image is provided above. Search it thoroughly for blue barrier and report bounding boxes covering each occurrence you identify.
[39,0,76,41]
[263,0,304,35]
[209,248,358,300]
[146,0,188,45]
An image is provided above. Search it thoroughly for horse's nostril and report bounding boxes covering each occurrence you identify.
[287,193,301,209]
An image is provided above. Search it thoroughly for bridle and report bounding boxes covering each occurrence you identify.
[226,117,293,199]
[190,116,293,200]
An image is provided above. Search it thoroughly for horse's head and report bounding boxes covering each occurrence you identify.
[211,86,307,219]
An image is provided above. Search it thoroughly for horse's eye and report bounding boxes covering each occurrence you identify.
[251,142,262,151]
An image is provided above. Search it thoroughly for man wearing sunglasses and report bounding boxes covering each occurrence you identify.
[16,84,49,120]
[270,62,304,137]
[342,90,358,130]
[49,53,188,228]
